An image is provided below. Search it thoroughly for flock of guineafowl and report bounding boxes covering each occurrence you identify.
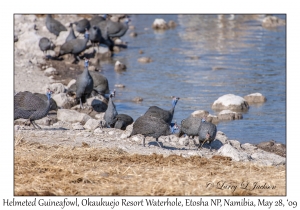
[14,14,217,149]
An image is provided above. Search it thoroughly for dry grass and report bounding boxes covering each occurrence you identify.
[14,135,286,196]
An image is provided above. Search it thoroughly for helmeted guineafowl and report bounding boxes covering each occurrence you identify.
[65,23,77,42]
[45,14,67,37]
[106,18,130,38]
[91,17,114,50]
[89,25,102,47]
[33,93,58,111]
[59,33,89,62]
[73,18,91,34]
[113,114,134,130]
[14,89,53,129]
[130,115,171,147]
[198,118,217,149]
[103,90,118,128]
[38,37,55,56]
[144,96,180,125]
[75,59,94,109]
[178,115,202,138]
[90,15,107,27]
[89,71,109,96]
[67,71,109,97]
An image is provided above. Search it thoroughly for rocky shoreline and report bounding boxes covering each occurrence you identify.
[15,120,285,166]
[14,14,286,167]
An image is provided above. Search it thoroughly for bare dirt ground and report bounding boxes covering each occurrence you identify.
[14,134,285,196]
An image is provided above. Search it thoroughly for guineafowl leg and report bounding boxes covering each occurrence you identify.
[142,137,146,147]
[198,138,209,150]
[79,98,84,109]
[156,139,162,148]
[31,120,41,129]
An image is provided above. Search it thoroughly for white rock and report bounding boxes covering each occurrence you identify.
[191,110,209,118]
[244,93,267,104]
[14,30,42,56]
[217,144,250,162]
[215,131,228,144]
[228,140,241,150]
[218,110,243,120]
[241,143,258,151]
[178,137,189,146]
[152,19,168,29]
[158,136,170,143]
[212,94,249,111]
[114,60,126,71]
[114,38,123,45]
[72,122,85,130]
[120,132,131,139]
[44,83,65,94]
[169,135,179,142]
[84,119,100,130]
[125,124,133,133]
[57,109,91,124]
[108,131,115,135]
[95,113,105,120]
[52,93,67,107]
[94,128,104,135]
[52,93,76,109]
[54,30,70,46]
[67,79,76,89]
[132,135,143,142]
[83,134,90,138]
[251,150,285,166]
[44,67,58,77]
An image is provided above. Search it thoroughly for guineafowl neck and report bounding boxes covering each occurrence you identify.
[169,106,176,116]
[83,67,89,74]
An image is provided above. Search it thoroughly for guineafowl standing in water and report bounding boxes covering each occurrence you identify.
[130,115,172,148]
[144,96,180,124]
[198,118,217,149]
[14,89,53,129]
[75,58,94,109]
[103,90,118,128]
[45,14,67,37]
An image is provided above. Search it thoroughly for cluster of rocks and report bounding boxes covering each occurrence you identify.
[152,18,177,30]
[262,15,285,28]
[14,120,285,166]
[182,93,266,124]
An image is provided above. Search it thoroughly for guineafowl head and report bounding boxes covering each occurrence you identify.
[171,96,180,107]
[46,89,53,100]
[124,18,130,25]
[84,28,90,39]
[110,89,116,98]
[84,58,89,68]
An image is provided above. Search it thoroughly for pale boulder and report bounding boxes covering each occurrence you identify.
[244,93,267,104]
[212,94,249,111]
